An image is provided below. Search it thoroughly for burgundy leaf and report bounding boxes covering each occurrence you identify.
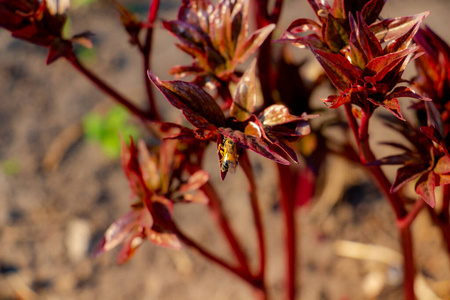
[368,154,416,166]
[420,126,442,145]
[178,0,213,32]
[148,72,226,129]
[355,12,383,62]
[361,0,386,25]
[117,232,145,265]
[284,18,322,35]
[218,127,290,165]
[266,134,299,163]
[307,0,332,23]
[415,172,436,208]
[386,86,431,102]
[363,47,417,76]
[179,170,210,193]
[230,58,257,121]
[311,49,361,91]
[233,23,275,65]
[324,14,348,52]
[384,12,427,54]
[434,156,450,175]
[370,12,429,44]
[425,101,445,137]
[378,97,405,121]
[391,165,428,193]
[163,20,206,51]
[148,231,181,249]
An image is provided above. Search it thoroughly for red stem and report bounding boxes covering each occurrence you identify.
[171,222,256,286]
[201,182,251,274]
[240,151,267,285]
[345,108,415,298]
[276,164,296,300]
[217,80,233,110]
[141,0,161,121]
[400,226,415,300]
[427,186,450,260]
[441,184,450,222]
[252,0,284,109]
[66,53,150,121]
[397,199,425,229]
[344,104,360,151]
[357,111,406,218]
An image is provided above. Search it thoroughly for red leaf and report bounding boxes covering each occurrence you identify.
[424,101,445,138]
[324,14,348,52]
[94,209,152,257]
[218,127,290,165]
[363,47,417,76]
[148,231,182,250]
[163,20,206,51]
[378,97,405,121]
[117,232,145,265]
[233,23,275,65]
[361,0,386,25]
[311,49,361,91]
[384,12,427,54]
[148,72,226,129]
[387,86,431,102]
[231,58,257,121]
[179,170,210,193]
[370,12,429,45]
[284,18,322,35]
[354,12,383,62]
[391,165,428,193]
[368,154,416,166]
[434,156,450,175]
[307,0,332,24]
[415,172,436,208]
[178,0,213,32]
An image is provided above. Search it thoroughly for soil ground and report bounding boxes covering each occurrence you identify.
[1,0,450,299]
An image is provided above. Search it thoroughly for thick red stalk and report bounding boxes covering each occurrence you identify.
[400,227,415,300]
[252,0,284,109]
[201,182,251,273]
[141,0,161,121]
[240,152,267,290]
[276,164,296,300]
[346,108,415,299]
[66,53,150,121]
[171,222,256,286]
[397,199,425,229]
[217,80,233,110]
[442,184,450,222]
[427,185,450,261]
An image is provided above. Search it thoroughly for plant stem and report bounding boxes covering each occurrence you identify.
[141,0,161,121]
[66,53,150,121]
[345,108,415,298]
[400,226,415,300]
[252,0,282,109]
[240,152,267,285]
[442,184,450,222]
[397,198,425,229]
[171,222,256,286]
[201,182,251,273]
[217,80,233,110]
[276,164,296,300]
[357,111,406,218]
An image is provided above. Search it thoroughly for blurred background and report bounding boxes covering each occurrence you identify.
[1,0,450,299]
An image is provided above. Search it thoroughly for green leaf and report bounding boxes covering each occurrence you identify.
[82,105,140,159]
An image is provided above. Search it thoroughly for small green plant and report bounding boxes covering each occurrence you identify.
[1,158,21,176]
[82,105,140,159]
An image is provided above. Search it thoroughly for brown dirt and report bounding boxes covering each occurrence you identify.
[1,1,450,299]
